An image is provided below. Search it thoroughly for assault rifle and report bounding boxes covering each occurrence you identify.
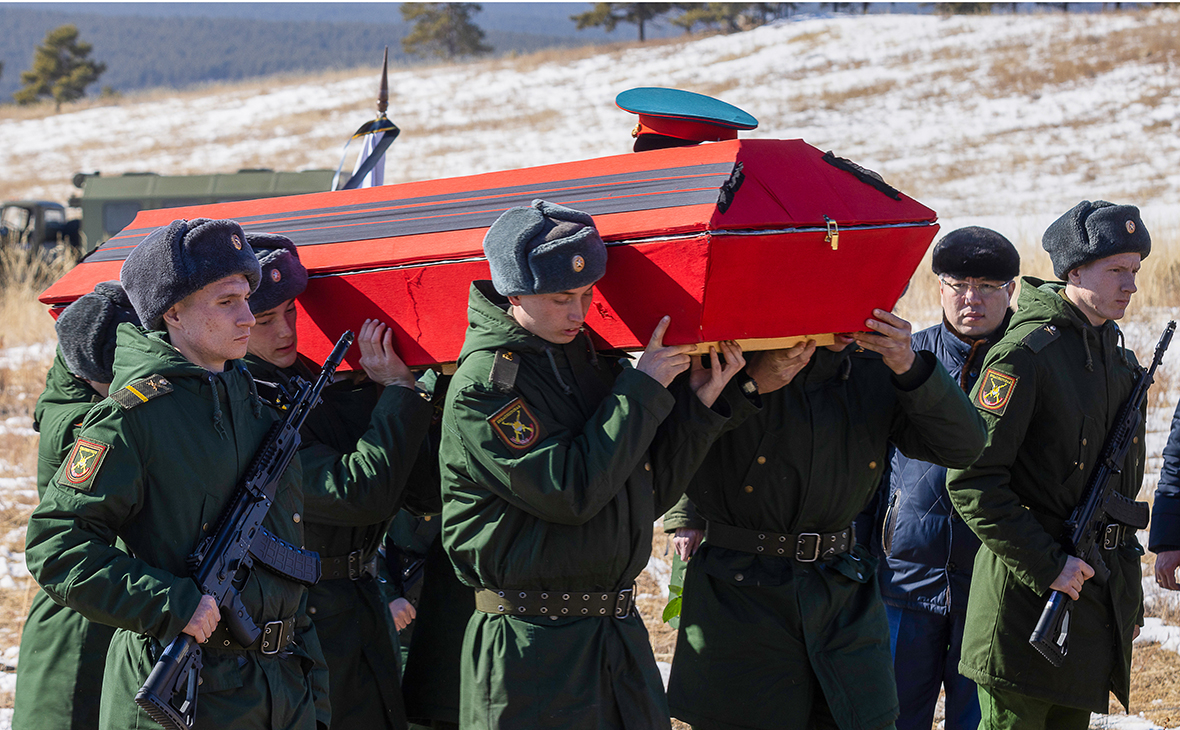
[1030,320,1175,667]
[135,331,354,729]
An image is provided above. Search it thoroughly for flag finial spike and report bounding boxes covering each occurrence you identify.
[377,46,389,115]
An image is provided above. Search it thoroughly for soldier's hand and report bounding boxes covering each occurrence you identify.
[689,340,746,408]
[745,340,816,394]
[852,309,916,375]
[673,527,705,561]
[182,594,221,644]
[1156,550,1180,591]
[357,319,415,389]
[1050,556,1095,600]
[635,316,693,388]
[388,597,417,631]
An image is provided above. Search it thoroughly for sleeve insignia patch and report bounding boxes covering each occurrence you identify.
[976,367,1018,416]
[61,437,110,491]
[487,398,545,451]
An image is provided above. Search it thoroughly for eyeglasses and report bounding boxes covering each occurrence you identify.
[939,278,1012,296]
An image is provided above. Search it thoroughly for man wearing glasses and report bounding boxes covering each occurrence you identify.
[866,227,1018,730]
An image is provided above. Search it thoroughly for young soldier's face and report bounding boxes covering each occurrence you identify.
[938,276,1015,338]
[1068,252,1141,325]
[508,283,596,344]
[248,298,299,369]
[164,274,255,372]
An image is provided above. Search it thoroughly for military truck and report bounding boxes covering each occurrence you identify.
[3,169,335,258]
[0,200,82,257]
[68,168,335,252]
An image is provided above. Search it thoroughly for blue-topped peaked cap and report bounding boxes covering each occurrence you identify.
[616,87,758,144]
[483,199,608,297]
[246,232,308,314]
[121,218,262,330]
[1042,200,1150,279]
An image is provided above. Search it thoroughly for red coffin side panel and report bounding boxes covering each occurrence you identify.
[698,225,939,341]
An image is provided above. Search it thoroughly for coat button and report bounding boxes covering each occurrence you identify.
[424,515,431,521]
[1079,463,1084,471]
[869,461,877,470]
[744,485,754,494]
[1082,438,1087,446]
[734,573,744,582]
[645,462,652,471]
[202,522,209,532]
[293,513,301,523]
[1134,437,1140,444]
[308,606,317,615]
[757,456,766,465]
[947,562,957,572]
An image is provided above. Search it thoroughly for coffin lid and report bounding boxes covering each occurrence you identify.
[40,139,934,307]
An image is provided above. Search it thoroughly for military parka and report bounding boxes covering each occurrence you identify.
[946,278,1146,713]
[440,281,732,730]
[245,353,435,730]
[25,324,330,730]
[14,350,114,730]
[666,346,987,730]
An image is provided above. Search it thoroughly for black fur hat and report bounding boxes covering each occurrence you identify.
[931,227,1020,282]
[247,232,308,315]
[120,218,261,329]
[1042,201,1150,279]
[483,199,607,296]
[56,280,140,383]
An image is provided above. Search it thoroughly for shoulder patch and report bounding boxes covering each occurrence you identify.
[488,349,520,394]
[1020,324,1061,353]
[58,437,111,492]
[110,375,173,410]
[975,367,1019,416]
[487,398,546,452]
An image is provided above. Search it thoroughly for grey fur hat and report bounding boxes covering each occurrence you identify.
[56,280,140,383]
[483,199,607,296]
[1042,200,1150,279]
[121,218,261,330]
[247,232,308,314]
[932,226,1019,282]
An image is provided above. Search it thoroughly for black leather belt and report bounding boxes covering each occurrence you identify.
[320,550,378,581]
[474,587,636,618]
[206,616,296,655]
[1102,523,1132,550]
[706,522,853,562]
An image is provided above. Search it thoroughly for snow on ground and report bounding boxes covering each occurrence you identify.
[6,8,1180,727]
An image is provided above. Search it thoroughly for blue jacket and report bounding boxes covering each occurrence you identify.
[1150,399,1180,553]
[867,317,1007,615]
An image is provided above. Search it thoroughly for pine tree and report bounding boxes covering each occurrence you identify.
[14,25,107,111]
[400,3,493,60]
[571,3,673,43]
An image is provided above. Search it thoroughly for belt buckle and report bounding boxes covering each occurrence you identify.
[347,550,364,580]
[1102,524,1121,550]
[614,587,634,618]
[260,619,285,655]
[796,533,821,562]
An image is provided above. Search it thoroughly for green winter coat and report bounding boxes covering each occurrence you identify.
[25,324,330,730]
[946,278,1146,712]
[245,354,435,730]
[13,350,114,730]
[440,281,732,730]
[666,347,987,730]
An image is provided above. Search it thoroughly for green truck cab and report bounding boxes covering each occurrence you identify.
[68,168,335,252]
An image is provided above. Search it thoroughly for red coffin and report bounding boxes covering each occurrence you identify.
[40,139,939,370]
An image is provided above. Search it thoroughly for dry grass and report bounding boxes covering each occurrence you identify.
[0,248,76,349]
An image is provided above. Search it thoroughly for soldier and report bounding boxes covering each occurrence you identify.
[241,233,435,730]
[25,218,329,729]
[666,314,987,727]
[947,201,1151,729]
[440,199,745,729]
[868,227,1019,730]
[14,281,138,730]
